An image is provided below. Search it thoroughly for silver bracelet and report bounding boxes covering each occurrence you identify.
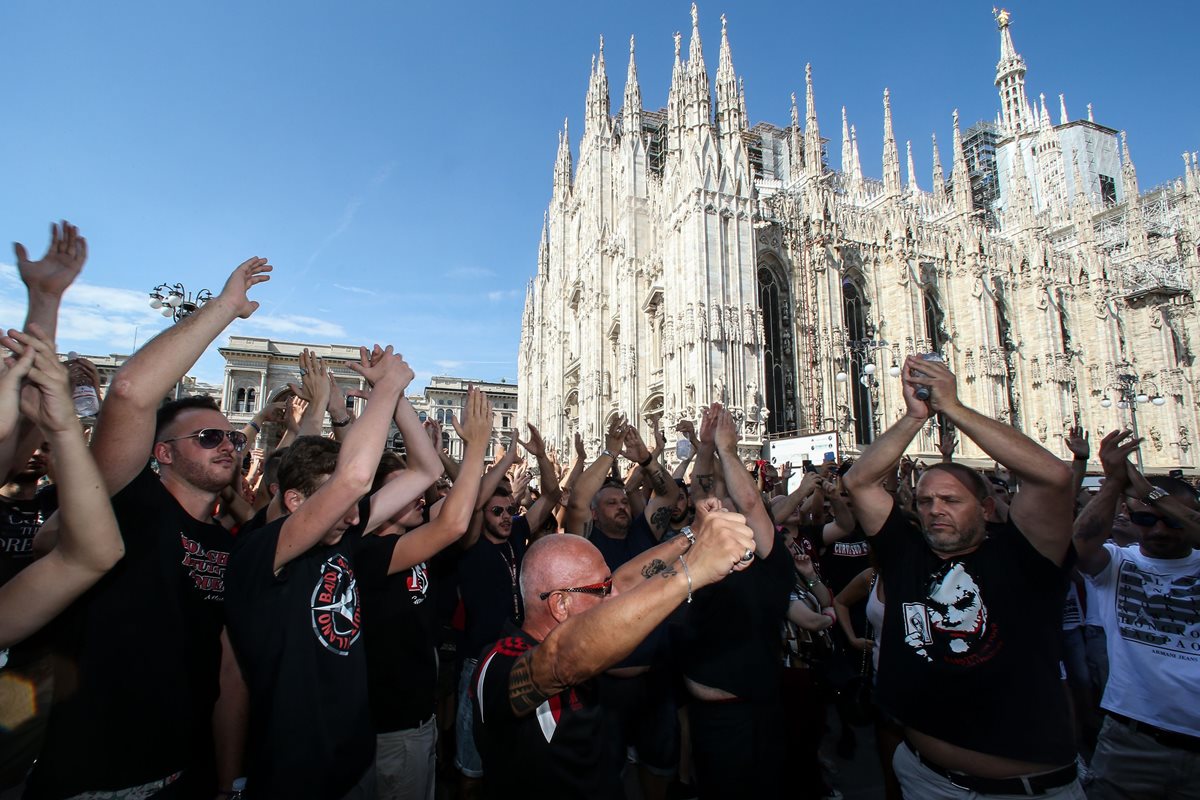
[601,449,617,460]
[677,554,693,603]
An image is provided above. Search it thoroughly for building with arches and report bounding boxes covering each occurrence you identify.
[517,6,1200,470]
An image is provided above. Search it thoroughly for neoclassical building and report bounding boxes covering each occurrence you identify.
[517,6,1199,471]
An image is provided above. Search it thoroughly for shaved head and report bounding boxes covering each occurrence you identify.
[520,535,608,627]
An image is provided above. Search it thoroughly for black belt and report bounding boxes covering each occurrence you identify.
[904,740,1077,796]
[1109,712,1200,753]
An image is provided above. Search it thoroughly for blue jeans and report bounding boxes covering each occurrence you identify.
[453,658,483,778]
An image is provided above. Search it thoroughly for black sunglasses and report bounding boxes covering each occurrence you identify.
[161,428,248,452]
[488,505,520,516]
[539,577,613,602]
[1129,510,1184,530]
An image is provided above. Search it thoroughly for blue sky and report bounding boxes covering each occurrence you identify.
[1,1,1194,389]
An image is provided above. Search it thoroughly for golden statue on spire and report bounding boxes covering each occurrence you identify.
[993,7,1012,29]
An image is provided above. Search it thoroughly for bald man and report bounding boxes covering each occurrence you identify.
[470,500,756,800]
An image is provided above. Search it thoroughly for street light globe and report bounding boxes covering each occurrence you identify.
[835,371,848,382]
[864,363,877,375]
[1152,396,1166,406]
[888,365,901,377]
[149,297,163,309]
[1118,400,1129,410]
[166,293,183,308]
[1100,398,1112,408]
[161,307,173,318]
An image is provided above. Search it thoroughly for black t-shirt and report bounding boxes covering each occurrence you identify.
[459,518,530,659]
[226,495,380,799]
[680,532,794,700]
[820,528,872,595]
[872,501,1075,764]
[27,467,232,799]
[0,485,57,586]
[589,515,666,668]
[358,533,438,732]
[473,627,622,800]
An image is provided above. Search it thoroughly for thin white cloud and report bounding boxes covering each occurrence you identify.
[332,283,379,296]
[446,266,496,279]
[240,313,348,340]
[486,289,520,302]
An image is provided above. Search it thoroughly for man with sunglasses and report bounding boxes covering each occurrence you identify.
[471,499,757,800]
[1073,430,1200,799]
[23,256,273,800]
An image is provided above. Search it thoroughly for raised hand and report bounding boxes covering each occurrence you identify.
[712,404,738,452]
[217,257,272,319]
[14,221,87,297]
[516,423,547,458]
[937,431,958,459]
[574,431,586,461]
[5,326,76,434]
[459,386,493,445]
[605,416,627,455]
[424,418,443,448]
[698,403,719,445]
[288,349,331,409]
[285,397,307,433]
[676,419,699,448]
[348,345,413,392]
[902,355,960,415]
[621,424,652,465]
[1064,427,1090,460]
[686,504,757,585]
[0,340,35,441]
[1097,429,1141,485]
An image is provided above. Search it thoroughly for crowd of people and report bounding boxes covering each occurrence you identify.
[0,222,1197,800]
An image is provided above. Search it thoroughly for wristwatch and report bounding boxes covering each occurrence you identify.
[1144,487,1169,504]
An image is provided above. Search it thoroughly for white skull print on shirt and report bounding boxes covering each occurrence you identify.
[903,561,1001,665]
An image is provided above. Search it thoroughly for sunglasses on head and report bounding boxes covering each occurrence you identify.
[539,577,613,601]
[160,428,248,452]
[488,504,520,516]
[1128,510,1184,530]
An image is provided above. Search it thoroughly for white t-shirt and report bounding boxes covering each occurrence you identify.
[1087,543,1200,737]
[1062,581,1083,631]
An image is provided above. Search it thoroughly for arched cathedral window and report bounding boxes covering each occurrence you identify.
[757,257,798,436]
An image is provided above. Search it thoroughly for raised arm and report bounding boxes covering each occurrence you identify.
[1072,430,1140,576]
[563,417,626,534]
[833,568,876,651]
[16,221,87,342]
[92,257,272,493]
[771,471,821,525]
[909,355,1074,563]
[0,325,123,648]
[515,424,562,534]
[366,394,443,532]
[712,403,774,557]
[506,507,756,717]
[690,410,724,502]
[325,373,355,442]
[273,347,410,571]
[386,387,491,572]
[621,424,680,540]
[1064,427,1090,499]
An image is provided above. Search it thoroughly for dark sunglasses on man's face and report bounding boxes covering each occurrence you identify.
[539,577,613,601]
[489,505,519,517]
[160,428,248,452]
[1128,510,1184,530]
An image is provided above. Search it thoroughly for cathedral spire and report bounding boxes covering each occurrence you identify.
[804,64,821,176]
[882,88,902,196]
[667,30,685,152]
[850,124,863,191]
[683,3,711,128]
[584,36,611,139]
[931,133,946,198]
[1005,142,1035,228]
[950,109,972,213]
[1120,130,1139,199]
[622,35,642,137]
[715,13,745,137]
[994,8,1032,134]
[841,107,852,177]
[906,140,920,198]
[538,210,549,274]
[1038,93,1050,128]
[1058,93,1068,125]
[1185,152,1197,194]
[553,118,573,203]
[790,92,803,172]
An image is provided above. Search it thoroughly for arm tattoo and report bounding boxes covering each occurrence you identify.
[649,505,671,533]
[641,557,676,579]
[508,651,549,717]
[697,474,715,493]
[646,462,670,496]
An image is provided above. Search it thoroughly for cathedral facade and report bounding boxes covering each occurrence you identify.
[518,6,1200,471]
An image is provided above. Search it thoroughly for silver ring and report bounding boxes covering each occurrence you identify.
[299,368,308,376]
[740,548,754,562]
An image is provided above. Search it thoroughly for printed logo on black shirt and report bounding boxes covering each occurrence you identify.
[311,554,361,655]
[405,562,429,604]
[180,534,229,601]
[903,561,1001,666]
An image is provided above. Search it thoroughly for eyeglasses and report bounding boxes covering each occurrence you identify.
[160,428,248,452]
[488,505,520,517]
[539,577,613,601]
[1128,510,1184,530]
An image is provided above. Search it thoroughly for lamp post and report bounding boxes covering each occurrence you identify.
[149,282,211,398]
[1099,363,1165,470]
[835,329,891,445]
[148,283,212,324]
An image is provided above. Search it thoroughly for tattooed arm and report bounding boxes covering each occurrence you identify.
[622,424,680,541]
[504,506,756,717]
[1073,430,1140,576]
